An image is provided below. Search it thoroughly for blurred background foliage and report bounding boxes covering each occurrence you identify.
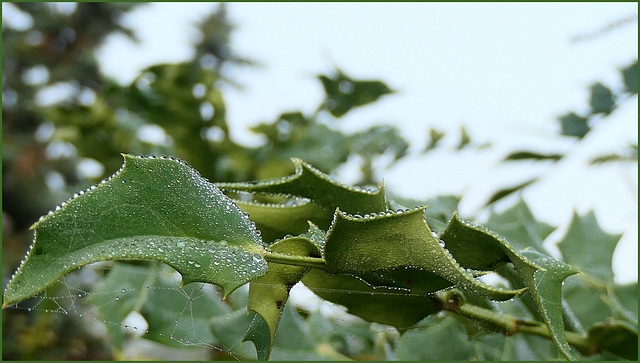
[2,3,637,360]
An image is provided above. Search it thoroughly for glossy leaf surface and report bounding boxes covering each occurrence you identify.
[323,208,522,300]
[216,158,387,215]
[3,155,267,306]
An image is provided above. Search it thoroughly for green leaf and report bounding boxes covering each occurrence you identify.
[350,125,409,160]
[396,315,474,360]
[244,236,321,360]
[232,199,332,244]
[319,68,393,117]
[302,268,440,329]
[439,214,580,360]
[588,320,638,360]
[88,262,152,349]
[559,112,590,138]
[503,151,562,161]
[486,178,537,205]
[323,207,523,300]
[621,60,638,94]
[210,308,257,360]
[423,128,445,152]
[519,250,580,361]
[589,82,615,115]
[457,125,471,150]
[216,158,387,215]
[3,154,268,307]
[557,211,622,282]
[484,198,556,253]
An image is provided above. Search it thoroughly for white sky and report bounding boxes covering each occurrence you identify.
[6,3,638,282]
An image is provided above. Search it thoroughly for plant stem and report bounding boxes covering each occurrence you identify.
[263,251,329,271]
[451,302,592,354]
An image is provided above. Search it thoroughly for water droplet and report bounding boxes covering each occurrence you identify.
[194,262,201,268]
[188,260,195,265]
[115,296,120,301]
[177,240,185,248]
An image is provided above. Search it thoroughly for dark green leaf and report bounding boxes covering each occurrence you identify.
[588,320,638,360]
[559,112,590,138]
[589,82,615,115]
[557,211,622,282]
[503,151,562,161]
[3,154,268,307]
[323,208,523,300]
[302,269,440,329]
[621,61,638,94]
[319,68,393,118]
[486,178,536,205]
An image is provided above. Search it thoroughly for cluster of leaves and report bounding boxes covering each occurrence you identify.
[2,3,405,360]
[488,60,638,205]
[2,3,636,361]
[4,154,637,361]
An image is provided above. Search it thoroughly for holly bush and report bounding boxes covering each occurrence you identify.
[2,3,637,361]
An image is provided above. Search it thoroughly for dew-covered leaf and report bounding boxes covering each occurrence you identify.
[302,268,441,329]
[243,236,321,360]
[232,199,332,244]
[216,158,387,215]
[439,214,580,360]
[484,198,556,253]
[519,250,580,360]
[323,208,523,301]
[3,154,267,307]
[557,211,622,282]
[588,320,638,360]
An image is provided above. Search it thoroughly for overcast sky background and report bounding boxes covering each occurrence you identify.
[5,3,638,282]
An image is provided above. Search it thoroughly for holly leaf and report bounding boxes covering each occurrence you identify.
[231,199,332,244]
[243,236,321,361]
[323,208,523,301]
[484,198,556,253]
[3,154,268,307]
[559,112,590,138]
[302,268,440,329]
[519,250,580,361]
[557,211,622,282]
[439,214,580,360]
[216,158,387,215]
[589,82,615,115]
[588,320,638,360]
[319,68,394,118]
